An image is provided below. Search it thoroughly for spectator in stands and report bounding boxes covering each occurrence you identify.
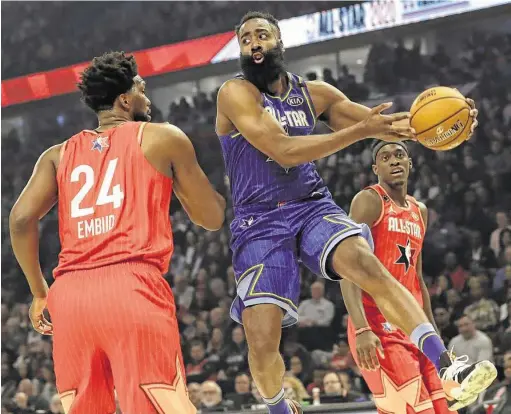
[430,274,453,305]
[221,326,248,379]
[462,189,495,240]
[469,231,498,270]
[288,355,311,387]
[173,273,195,310]
[209,278,228,303]
[442,252,467,292]
[13,392,30,413]
[226,372,257,410]
[449,315,493,363]
[199,380,233,412]
[491,211,511,257]
[298,281,334,327]
[485,140,511,177]
[320,372,365,403]
[434,306,458,345]
[282,374,309,404]
[493,246,511,293]
[209,307,229,331]
[17,378,48,411]
[329,336,356,373]
[498,229,511,265]
[187,382,201,410]
[185,340,217,384]
[338,371,366,401]
[47,393,64,414]
[206,328,224,369]
[306,369,327,394]
[446,288,470,321]
[464,279,500,332]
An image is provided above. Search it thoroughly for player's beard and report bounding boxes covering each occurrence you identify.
[239,45,286,93]
[133,111,151,122]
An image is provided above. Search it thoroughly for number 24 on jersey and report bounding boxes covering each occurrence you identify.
[70,158,124,218]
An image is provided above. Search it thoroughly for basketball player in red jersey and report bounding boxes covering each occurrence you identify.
[9,51,225,414]
[342,140,460,413]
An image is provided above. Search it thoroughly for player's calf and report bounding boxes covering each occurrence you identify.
[242,304,296,414]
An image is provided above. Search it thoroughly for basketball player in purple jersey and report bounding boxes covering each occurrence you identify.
[216,11,495,414]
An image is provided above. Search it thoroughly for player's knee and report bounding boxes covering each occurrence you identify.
[332,236,393,296]
[242,305,282,359]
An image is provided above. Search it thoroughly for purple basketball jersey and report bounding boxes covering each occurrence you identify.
[218,73,326,209]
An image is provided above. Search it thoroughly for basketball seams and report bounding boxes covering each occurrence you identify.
[434,110,470,150]
[410,96,467,132]
[416,106,469,136]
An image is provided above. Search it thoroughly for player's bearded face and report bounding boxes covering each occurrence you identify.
[133,109,150,122]
[239,44,286,92]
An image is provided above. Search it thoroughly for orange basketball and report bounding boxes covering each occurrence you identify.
[410,86,471,151]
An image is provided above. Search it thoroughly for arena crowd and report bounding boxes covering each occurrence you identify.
[2,7,511,413]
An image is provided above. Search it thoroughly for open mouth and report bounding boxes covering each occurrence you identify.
[391,168,405,176]
[252,52,264,64]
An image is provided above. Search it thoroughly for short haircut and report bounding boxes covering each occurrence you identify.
[78,51,138,113]
[371,139,409,163]
[235,11,281,38]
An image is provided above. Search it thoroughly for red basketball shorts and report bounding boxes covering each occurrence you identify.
[47,262,196,414]
[348,313,455,414]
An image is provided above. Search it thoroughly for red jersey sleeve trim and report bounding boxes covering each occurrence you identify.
[59,141,68,162]
[365,185,385,228]
[137,122,147,145]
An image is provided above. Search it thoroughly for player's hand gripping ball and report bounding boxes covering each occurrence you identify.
[410,87,478,151]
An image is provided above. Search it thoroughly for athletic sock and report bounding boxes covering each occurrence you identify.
[263,389,291,414]
[410,323,450,372]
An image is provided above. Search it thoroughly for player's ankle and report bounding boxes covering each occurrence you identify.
[263,389,293,414]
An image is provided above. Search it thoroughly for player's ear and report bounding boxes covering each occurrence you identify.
[409,158,413,170]
[118,94,131,111]
[372,164,378,176]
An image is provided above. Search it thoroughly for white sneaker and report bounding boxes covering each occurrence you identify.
[440,355,497,411]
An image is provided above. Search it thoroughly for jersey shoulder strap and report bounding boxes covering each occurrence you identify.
[363,184,387,227]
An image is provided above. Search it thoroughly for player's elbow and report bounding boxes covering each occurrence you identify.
[273,138,307,169]
[200,213,225,231]
[271,144,300,169]
[9,207,36,233]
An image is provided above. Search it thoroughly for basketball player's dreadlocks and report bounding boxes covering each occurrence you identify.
[235,11,281,37]
[78,51,138,113]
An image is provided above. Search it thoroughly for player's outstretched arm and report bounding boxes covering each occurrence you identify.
[341,189,384,371]
[10,145,60,335]
[217,79,410,168]
[307,80,415,142]
[152,123,226,231]
[416,202,439,332]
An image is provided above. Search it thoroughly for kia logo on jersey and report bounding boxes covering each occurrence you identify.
[287,95,304,106]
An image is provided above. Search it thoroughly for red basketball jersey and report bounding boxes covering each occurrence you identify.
[53,122,173,278]
[362,184,426,316]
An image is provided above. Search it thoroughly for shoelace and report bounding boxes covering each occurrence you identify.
[443,354,470,382]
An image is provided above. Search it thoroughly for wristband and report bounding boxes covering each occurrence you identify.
[355,327,372,336]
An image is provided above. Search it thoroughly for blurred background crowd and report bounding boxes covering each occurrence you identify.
[2,2,511,414]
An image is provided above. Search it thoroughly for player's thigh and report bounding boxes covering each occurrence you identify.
[105,276,195,414]
[48,275,116,414]
[231,211,300,327]
[297,197,373,280]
